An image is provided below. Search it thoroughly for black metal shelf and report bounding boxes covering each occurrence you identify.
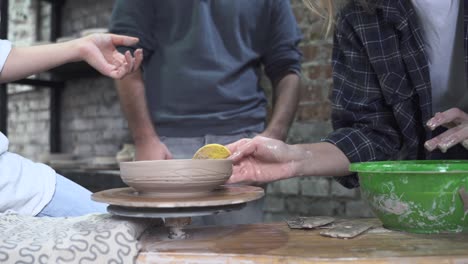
[49,61,100,80]
[41,0,64,5]
[12,78,63,88]
[0,0,9,135]
[0,0,100,152]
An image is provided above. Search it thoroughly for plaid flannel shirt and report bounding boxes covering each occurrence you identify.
[324,0,468,188]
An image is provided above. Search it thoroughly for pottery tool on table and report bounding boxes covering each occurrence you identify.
[286,216,376,239]
[287,216,335,229]
[319,220,375,239]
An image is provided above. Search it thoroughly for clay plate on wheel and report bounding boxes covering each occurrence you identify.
[119,159,232,197]
[91,185,264,208]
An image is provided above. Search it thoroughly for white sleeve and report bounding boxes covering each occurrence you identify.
[0,132,8,154]
[0,39,12,73]
[0,40,12,154]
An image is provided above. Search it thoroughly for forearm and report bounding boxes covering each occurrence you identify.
[263,73,300,140]
[289,142,351,178]
[115,70,158,144]
[0,41,82,83]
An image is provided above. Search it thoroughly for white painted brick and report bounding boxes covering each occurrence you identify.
[69,119,93,131]
[345,199,375,218]
[279,178,300,195]
[331,180,358,198]
[264,196,285,213]
[301,177,330,197]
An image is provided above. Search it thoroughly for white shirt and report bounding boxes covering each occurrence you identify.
[411,0,466,113]
[0,40,56,216]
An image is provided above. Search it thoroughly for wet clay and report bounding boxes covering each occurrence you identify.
[119,159,232,196]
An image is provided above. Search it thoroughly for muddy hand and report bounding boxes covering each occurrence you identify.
[425,108,468,153]
[226,136,297,185]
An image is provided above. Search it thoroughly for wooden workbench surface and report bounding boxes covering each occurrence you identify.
[137,219,468,264]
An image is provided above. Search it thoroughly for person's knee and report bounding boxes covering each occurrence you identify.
[39,174,107,217]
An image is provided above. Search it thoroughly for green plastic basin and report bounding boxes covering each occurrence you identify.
[349,160,468,233]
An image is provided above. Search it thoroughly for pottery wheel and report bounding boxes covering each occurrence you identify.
[94,185,264,239]
[107,203,246,218]
[92,185,264,209]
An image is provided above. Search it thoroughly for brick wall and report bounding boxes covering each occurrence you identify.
[6,0,373,219]
[59,0,131,157]
[8,0,36,45]
[60,78,130,157]
[7,0,51,160]
[7,88,50,159]
[61,0,114,37]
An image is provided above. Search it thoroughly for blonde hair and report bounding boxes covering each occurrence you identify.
[302,0,335,37]
[302,0,379,37]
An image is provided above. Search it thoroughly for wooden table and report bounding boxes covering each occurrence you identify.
[137,219,468,263]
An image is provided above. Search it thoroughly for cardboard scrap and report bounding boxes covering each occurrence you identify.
[320,220,374,239]
[287,216,335,229]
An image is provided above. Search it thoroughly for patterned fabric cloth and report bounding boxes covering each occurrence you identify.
[0,213,158,264]
[324,0,468,188]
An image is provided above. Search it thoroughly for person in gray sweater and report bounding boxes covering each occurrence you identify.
[110,0,303,225]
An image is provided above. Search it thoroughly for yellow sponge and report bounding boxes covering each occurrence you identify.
[192,144,231,159]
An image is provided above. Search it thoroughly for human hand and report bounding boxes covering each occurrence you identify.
[135,139,173,161]
[425,108,468,153]
[76,33,143,79]
[226,136,298,185]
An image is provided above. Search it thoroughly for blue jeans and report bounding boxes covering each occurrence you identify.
[36,174,107,217]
